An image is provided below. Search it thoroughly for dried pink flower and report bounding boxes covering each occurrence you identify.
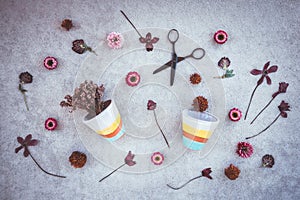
[44,56,58,70]
[125,71,140,87]
[236,142,253,158]
[107,32,123,49]
[151,152,164,165]
[45,118,58,131]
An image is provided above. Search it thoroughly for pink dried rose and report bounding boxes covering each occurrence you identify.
[167,168,213,190]
[99,151,136,182]
[151,152,164,165]
[236,142,253,158]
[107,32,123,49]
[244,61,278,120]
[125,71,140,87]
[15,134,66,178]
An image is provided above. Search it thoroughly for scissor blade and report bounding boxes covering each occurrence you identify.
[153,60,173,74]
[176,57,185,64]
[170,63,176,86]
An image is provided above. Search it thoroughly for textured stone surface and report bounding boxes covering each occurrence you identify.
[1,0,299,199]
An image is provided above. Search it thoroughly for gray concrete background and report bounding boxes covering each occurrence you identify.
[1,0,299,199]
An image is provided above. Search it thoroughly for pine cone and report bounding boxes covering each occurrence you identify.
[192,96,208,112]
[69,151,87,168]
[224,164,240,180]
[190,73,202,84]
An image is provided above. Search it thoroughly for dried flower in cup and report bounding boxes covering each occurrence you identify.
[15,134,66,178]
[147,100,170,148]
[246,100,290,140]
[60,80,110,118]
[19,72,33,111]
[192,96,208,112]
[244,61,278,120]
[250,82,289,124]
[99,151,136,182]
[167,168,212,190]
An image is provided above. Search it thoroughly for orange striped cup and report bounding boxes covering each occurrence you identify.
[83,100,124,141]
[182,109,219,150]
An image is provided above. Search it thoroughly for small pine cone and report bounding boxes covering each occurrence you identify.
[192,96,208,112]
[190,73,202,84]
[224,164,240,180]
[69,151,87,168]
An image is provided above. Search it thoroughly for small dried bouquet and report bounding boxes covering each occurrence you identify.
[60,80,111,118]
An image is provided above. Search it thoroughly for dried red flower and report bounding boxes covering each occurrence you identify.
[61,19,73,31]
[224,164,240,180]
[244,61,278,120]
[192,96,208,112]
[201,168,213,179]
[236,142,253,158]
[69,151,87,168]
[45,118,58,131]
[190,73,202,84]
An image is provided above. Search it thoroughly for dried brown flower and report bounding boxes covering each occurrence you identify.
[190,73,202,84]
[19,72,33,84]
[262,154,275,168]
[224,164,240,180]
[69,151,87,168]
[192,96,208,112]
[61,19,73,31]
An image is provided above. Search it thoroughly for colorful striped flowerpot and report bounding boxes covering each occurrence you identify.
[182,109,219,150]
[83,100,124,141]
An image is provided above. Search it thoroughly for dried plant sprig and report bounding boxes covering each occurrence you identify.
[246,100,290,139]
[147,100,170,148]
[15,134,66,178]
[167,168,212,190]
[244,61,278,120]
[214,69,235,79]
[99,151,136,182]
[72,39,97,55]
[19,72,33,111]
[250,82,289,124]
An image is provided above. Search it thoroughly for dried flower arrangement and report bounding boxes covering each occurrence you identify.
[60,80,111,118]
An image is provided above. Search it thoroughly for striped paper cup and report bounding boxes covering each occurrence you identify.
[83,100,124,141]
[182,109,219,150]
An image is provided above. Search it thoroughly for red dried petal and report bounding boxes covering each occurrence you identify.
[250,69,262,75]
[145,32,151,40]
[281,112,287,118]
[139,37,146,43]
[124,151,136,166]
[266,76,272,85]
[24,134,32,142]
[29,139,38,146]
[23,148,30,157]
[15,146,23,153]
[17,137,24,144]
[267,65,278,73]
[263,61,270,71]
[151,37,159,44]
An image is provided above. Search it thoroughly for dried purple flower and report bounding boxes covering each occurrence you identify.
[15,134,66,178]
[167,168,213,190]
[218,57,231,69]
[72,39,97,55]
[246,100,290,139]
[250,82,289,124]
[147,100,170,148]
[244,61,278,120]
[99,151,136,182]
[262,154,275,168]
[139,32,159,52]
[19,72,33,111]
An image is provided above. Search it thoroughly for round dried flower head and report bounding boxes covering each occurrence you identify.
[44,56,58,70]
[228,108,242,122]
[236,142,253,158]
[45,118,58,131]
[218,57,231,69]
[107,32,123,49]
[151,152,164,165]
[190,73,202,84]
[262,154,275,168]
[224,164,240,180]
[19,72,33,84]
[125,71,140,87]
[192,96,208,112]
[61,19,73,31]
[214,30,228,44]
[69,151,87,168]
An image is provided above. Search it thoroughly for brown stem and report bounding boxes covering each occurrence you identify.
[246,113,281,140]
[22,92,29,111]
[153,110,170,148]
[167,175,202,190]
[244,84,259,120]
[120,10,142,38]
[250,97,275,124]
[29,153,66,178]
[99,163,126,182]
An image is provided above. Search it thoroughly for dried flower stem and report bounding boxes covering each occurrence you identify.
[244,84,259,120]
[120,10,142,38]
[29,153,66,178]
[19,84,29,111]
[99,163,126,182]
[167,175,202,190]
[153,109,170,148]
[250,97,275,124]
[246,113,281,140]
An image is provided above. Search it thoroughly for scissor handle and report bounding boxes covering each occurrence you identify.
[187,48,205,60]
[168,29,179,43]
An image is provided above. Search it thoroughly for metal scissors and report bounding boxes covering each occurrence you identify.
[153,29,205,86]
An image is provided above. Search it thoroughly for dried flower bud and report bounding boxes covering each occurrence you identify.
[218,57,231,69]
[19,72,33,84]
[225,164,240,180]
[69,151,87,168]
[190,73,202,84]
[262,154,275,168]
[192,96,208,112]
